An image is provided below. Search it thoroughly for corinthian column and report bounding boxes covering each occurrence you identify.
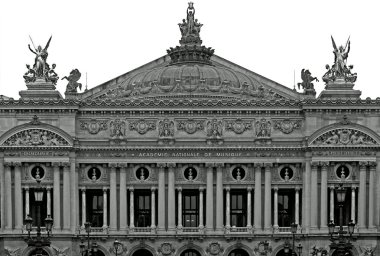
[310,162,318,229]
[330,186,335,223]
[254,164,262,231]
[295,186,300,225]
[199,187,204,228]
[304,157,311,232]
[151,187,156,229]
[358,162,367,229]
[52,163,60,230]
[368,162,376,228]
[103,187,108,228]
[46,186,52,216]
[129,187,134,229]
[273,187,278,229]
[205,163,214,232]
[4,163,12,229]
[177,187,182,228]
[320,162,328,228]
[167,163,176,233]
[109,164,117,230]
[351,186,356,224]
[215,164,224,233]
[14,162,23,229]
[157,163,166,232]
[247,186,252,229]
[70,159,77,232]
[264,163,272,231]
[225,187,230,229]
[63,163,71,230]
[25,187,30,217]
[119,165,127,231]
[81,188,86,227]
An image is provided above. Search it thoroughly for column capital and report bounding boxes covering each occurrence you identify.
[46,186,52,191]
[215,162,224,168]
[225,186,230,192]
[167,162,176,168]
[199,186,205,192]
[254,163,263,168]
[176,186,182,192]
[359,161,368,169]
[24,186,30,191]
[311,162,319,168]
[205,162,215,168]
[264,163,272,168]
[4,162,12,167]
[368,161,377,170]
[351,185,357,190]
[80,187,86,192]
[151,186,157,192]
[247,186,252,192]
[157,163,166,168]
[13,162,22,167]
[273,186,279,191]
[62,162,71,168]
[52,162,61,168]
[102,187,109,192]
[320,161,329,169]
[129,186,134,192]
[108,163,117,169]
[329,185,335,190]
[295,186,300,191]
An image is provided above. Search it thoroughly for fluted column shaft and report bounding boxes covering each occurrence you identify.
[103,188,108,228]
[109,166,117,230]
[199,187,204,228]
[129,187,134,228]
[320,163,328,228]
[14,163,23,229]
[81,188,86,227]
[254,165,262,230]
[206,165,214,231]
[225,187,230,228]
[119,167,127,230]
[63,164,71,229]
[167,164,176,232]
[310,163,318,228]
[157,165,165,231]
[368,163,376,228]
[358,162,367,228]
[53,163,60,229]
[247,187,252,228]
[151,187,156,228]
[177,187,182,228]
[264,164,272,230]
[330,186,335,222]
[215,165,224,232]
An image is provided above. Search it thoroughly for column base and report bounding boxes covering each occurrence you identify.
[167,226,176,234]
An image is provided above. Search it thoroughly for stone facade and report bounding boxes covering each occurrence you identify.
[1,4,380,256]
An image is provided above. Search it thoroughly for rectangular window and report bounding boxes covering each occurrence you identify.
[231,190,247,227]
[278,190,295,227]
[135,190,151,227]
[86,190,103,227]
[183,190,199,227]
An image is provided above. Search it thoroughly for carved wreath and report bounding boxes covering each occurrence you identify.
[225,119,252,134]
[80,119,108,134]
[274,119,301,134]
[129,119,156,135]
[177,119,204,134]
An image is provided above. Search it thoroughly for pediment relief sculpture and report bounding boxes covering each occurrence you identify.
[274,119,302,134]
[225,119,252,134]
[311,128,377,146]
[3,129,70,146]
[129,119,156,135]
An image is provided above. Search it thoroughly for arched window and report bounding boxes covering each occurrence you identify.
[229,249,250,256]
[132,249,153,256]
[181,249,201,256]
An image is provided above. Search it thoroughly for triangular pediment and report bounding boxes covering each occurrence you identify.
[80,54,301,103]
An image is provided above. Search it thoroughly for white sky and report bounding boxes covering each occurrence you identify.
[1,0,379,99]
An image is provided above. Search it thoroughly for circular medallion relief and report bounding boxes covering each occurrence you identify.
[87,167,101,181]
[232,167,246,181]
[136,167,149,181]
[280,167,294,181]
[184,167,197,181]
[31,166,45,180]
[336,165,350,180]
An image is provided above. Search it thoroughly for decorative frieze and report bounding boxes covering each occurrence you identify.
[80,119,108,134]
[225,119,252,134]
[255,118,271,137]
[109,118,126,139]
[177,119,204,134]
[129,119,156,135]
[274,119,302,134]
[206,119,223,145]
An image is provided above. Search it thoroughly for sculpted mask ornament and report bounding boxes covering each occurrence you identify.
[80,119,108,134]
[109,118,126,139]
[274,119,302,134]
[158,119,175,137]
[225,119,252,134]
[312,129,376,146]
[255,118,271,137]
[3,129,69,146]
[52,246,70,256]
[177,119,204,134]
[158,243,175,256]
[129,119,156,135]
[206,242,223,256]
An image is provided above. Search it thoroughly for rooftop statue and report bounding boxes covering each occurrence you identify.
[25,36,59,84]
[62,69,82,93]
[298,69,318,96]
[322,36,357,84]
[178,2,203,45]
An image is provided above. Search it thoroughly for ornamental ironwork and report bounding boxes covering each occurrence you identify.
[3,129,69,146]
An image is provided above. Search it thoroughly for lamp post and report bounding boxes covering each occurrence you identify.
[80,222,99,256]
[283,223,302,256]
[24,178,53,254]
[328,183,355,256]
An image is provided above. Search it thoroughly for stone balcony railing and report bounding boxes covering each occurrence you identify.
[76,226,109,235]
[225,226,254,235]
[129,226,156,235]
[176,226,205,235]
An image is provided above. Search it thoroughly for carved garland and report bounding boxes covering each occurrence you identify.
[177,119,204,134]
[274,119,301,134]
[129,119,156,135]
[80,119,108,134]
[311,128,377,146]
[225,119,252,134]
[3,129,70,146]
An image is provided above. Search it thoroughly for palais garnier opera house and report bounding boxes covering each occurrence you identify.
[0,3,379,256]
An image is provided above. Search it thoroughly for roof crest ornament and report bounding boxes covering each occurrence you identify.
[179,2,203,46]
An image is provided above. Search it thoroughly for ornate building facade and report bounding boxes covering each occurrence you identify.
[0,3,379,256]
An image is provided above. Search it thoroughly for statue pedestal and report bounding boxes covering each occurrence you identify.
[19,79,62,99]
[318,78,361,99]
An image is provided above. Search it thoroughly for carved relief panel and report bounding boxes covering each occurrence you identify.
[79,164,109,185]
[224,164,253,184]
[175,164,206,184]
[80,119,108,135]
[128,164,157,184]
[272,164,302,183]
